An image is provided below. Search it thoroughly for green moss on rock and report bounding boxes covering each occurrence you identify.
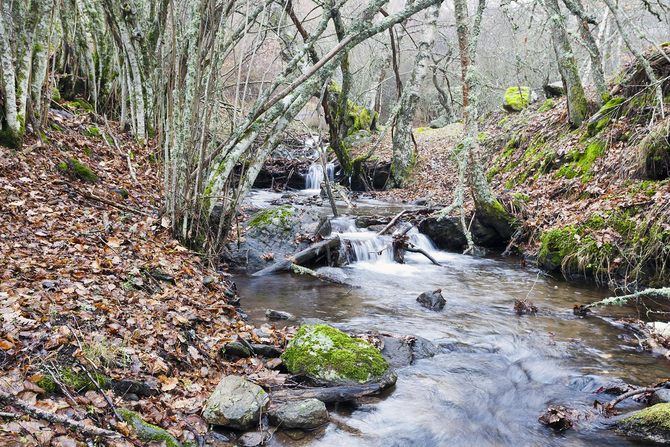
[57,158,99,182]
[616,403,670,444]
[503,86,531,112]
[118,409,182,447]
[556,140,606,181]
[281,324,389,384]
[247,205,294,231]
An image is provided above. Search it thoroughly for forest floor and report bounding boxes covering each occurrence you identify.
[0,108,288,446]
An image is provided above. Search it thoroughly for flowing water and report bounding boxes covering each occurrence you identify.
[305,162,335,191]
[235,196,670,447]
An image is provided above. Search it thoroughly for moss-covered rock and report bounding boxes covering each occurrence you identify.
[615,403,670,444]
[84,126,102,138]
[556,139,607,181]
[503,86,532,112]
[0,126,23,149]
[57,158,99,182]
[118,409,182,447]
[247,205,294,231]
[281,324,389,385]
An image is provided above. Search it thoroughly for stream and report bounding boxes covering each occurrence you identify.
[234,185,670,447]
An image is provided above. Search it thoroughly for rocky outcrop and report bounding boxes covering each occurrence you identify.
[269,399,329,429]
[615,403,670,444]
[202,376,269,430]
[416,289,445,311]
[281,324,389,385]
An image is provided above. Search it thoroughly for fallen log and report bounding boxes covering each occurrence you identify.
[270,371,397,403]
[290,264,359,287]
[252,237,341,276]
[0,389,121,438]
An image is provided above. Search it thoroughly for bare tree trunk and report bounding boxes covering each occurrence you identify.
[0,4,21,147]
[545,0,589,127]
[390,3,441,187]
[561,0,607,103]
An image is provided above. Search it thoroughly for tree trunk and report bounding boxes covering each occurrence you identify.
[545,0,589,127]
[390,3,441,187]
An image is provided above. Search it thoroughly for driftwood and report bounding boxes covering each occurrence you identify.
[605,387,660,411]
[0,389,121,438]
[271,372,397,403]
[405,245,441,266]
[290,264,359,287]
[377,210,408,236]
[252,237,341,276]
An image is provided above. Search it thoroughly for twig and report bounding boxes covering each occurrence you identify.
[605,387,660,411]
[65,184,150,216]
[0,389,121,438]
[377,210,408,236]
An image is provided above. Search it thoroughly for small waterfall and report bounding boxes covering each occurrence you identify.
[305,162,335,190]
[332,217,441,265]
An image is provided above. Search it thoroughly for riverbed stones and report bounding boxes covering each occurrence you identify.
[652,389,670,405]
[266,309,294,320]
[202,376,269,430]
[281,324,389,385]
[615,403,670,443]
[221,341,253,358]
[269,399,329,429]
[416,289,446,311]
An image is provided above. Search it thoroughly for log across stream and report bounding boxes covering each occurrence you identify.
[234,190,670,447]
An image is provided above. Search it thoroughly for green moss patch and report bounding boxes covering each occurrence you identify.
[57,158,99,182]
[247,205,294,231]
[281,324,389,384]
[587,97,625,136]
[503,86,531,112]
[118,409,182,447]
[556,140,606,182]
[36,367,109,394]
[617,403,670,443]
[538,98,556,113]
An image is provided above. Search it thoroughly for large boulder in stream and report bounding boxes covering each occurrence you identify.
[202,376,269,429]
[222,204,334,272]
[615,403,670,444]
[281,324,389,385]
[418,216,467,251]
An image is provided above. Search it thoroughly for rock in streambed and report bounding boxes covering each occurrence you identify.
[202,375,269,430]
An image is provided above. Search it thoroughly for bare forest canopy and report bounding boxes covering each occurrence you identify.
[1,0,669,253]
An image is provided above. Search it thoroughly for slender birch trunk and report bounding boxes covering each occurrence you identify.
[390,3,441,187]
[545,0,589,127]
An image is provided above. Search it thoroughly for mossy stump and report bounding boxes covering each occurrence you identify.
[281,324,389,385]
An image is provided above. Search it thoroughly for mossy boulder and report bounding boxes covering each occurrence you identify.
[118,409,182,447]
[281,324,389,385]
[638,118,670,180]
[503,86,532,112]
[615,403,670,444]
[57,158,99,182]
[247,205,294,232]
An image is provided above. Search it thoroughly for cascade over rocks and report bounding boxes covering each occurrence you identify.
[202,376,269,430]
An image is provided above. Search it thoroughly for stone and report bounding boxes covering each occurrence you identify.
[411,336,439,360]
[380,335,413,369]
[543,81,565,98]
[237,431,268,447]
[418,216,467,251]
[202,376,269,430]
[266,309,294,320]
[503,86,532,112]
[221,341,253,359]
[250,343,282,358]
[281,324,389,385]
[416,289,446,311]
[615,403,670,444]
[269,399,329,429]
[652,389,670,405]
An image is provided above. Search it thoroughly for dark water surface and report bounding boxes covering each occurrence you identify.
[234,195,669,446]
